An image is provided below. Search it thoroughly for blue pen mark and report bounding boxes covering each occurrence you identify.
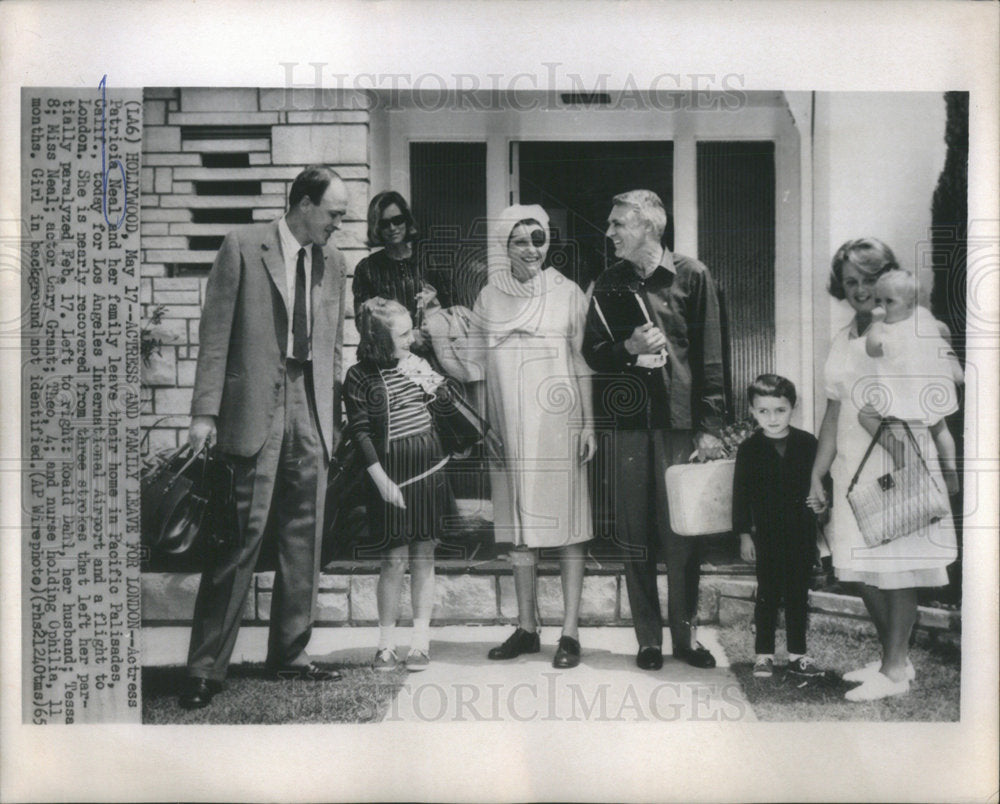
[99,74,127,230]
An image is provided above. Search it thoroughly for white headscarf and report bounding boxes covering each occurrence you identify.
[489,204,551,298]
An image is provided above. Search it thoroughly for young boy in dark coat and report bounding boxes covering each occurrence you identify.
[733,374,825,679]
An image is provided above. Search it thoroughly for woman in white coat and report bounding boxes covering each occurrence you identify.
[472,204,597,669]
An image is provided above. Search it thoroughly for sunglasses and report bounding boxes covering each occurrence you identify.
[378,214,407,229]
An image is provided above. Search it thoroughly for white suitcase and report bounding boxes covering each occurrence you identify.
[664,458,736,536]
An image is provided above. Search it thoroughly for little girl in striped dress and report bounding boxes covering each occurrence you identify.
[344,298,456,672]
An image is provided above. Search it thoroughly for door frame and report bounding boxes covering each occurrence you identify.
[370,90,812,427]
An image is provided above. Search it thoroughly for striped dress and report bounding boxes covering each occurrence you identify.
[344,359,455,551]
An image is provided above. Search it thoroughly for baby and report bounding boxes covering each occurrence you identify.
[858,269,960,493]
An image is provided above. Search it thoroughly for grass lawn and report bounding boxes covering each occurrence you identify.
[716,613,960,721]
[143,663,408,724]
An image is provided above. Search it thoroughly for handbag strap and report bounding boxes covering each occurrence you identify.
[141,415,185,452]
[143,442,190,486]
[162,444,208,494]
[160,442,191,465]
[447,381,494,433]
[847,417,934,493]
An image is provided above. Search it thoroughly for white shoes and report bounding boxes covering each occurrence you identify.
[844,672,910,701]
[843,658,915,683]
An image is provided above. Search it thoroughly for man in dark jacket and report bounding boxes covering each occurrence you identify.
[583,189,725,671]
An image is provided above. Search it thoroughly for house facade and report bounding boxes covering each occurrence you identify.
[139,87,947,454]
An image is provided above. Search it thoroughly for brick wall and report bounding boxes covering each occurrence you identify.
[140,88,370,454]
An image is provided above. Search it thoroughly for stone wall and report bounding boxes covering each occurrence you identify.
[141,568,722,628]
[139,87,371,454]
[142,571,962,636]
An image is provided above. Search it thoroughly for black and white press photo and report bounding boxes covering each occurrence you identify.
[2,2,997,802]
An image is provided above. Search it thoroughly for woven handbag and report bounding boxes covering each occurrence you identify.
[846,418,950,548]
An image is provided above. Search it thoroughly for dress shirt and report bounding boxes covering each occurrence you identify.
[277,215,312,359]
[583,248,725,433]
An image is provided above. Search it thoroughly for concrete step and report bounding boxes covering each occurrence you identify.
[141,567,724,628]
[141,569,961,637]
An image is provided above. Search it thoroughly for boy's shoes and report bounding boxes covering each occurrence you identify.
[552,635,581,669]
[753,657,774,678]
[843,658,915,683]
[844,672,909,702]
[404,648,430,672]
[786,656,825,678]
[674,642,717,669]
[488,627,540,660]
[373,648,399,672]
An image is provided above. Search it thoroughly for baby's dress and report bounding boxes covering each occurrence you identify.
[865,308,959,425]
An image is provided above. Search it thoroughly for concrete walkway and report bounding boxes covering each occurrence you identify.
[144,625,756,723]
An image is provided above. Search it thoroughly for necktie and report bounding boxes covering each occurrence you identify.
[293,247,308,360]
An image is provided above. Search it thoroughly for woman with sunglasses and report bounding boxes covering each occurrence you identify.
[469,204,597,669]
[354,191,438,353]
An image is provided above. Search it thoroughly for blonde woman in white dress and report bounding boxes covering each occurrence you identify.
[808,238,959,702]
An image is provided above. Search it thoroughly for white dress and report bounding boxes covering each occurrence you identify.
[471,267,593,548]
[823,322,957,588]
[865,307,960,424]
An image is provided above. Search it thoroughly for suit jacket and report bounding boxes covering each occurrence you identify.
[190,220,346,460]
[731,427,818,541]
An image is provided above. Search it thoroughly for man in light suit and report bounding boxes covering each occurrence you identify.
[180,165,348,709]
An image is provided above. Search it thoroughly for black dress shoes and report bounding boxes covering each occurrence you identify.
[268,662,342,681]
[674,642,717,669]
[488,627,541,660]
[179,677,223,710]
[552,635,581,668]
[636,646,663,670]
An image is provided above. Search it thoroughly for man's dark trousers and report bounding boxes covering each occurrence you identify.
[613,428,701,651]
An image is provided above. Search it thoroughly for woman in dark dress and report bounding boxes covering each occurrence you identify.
[353,191,438,354]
